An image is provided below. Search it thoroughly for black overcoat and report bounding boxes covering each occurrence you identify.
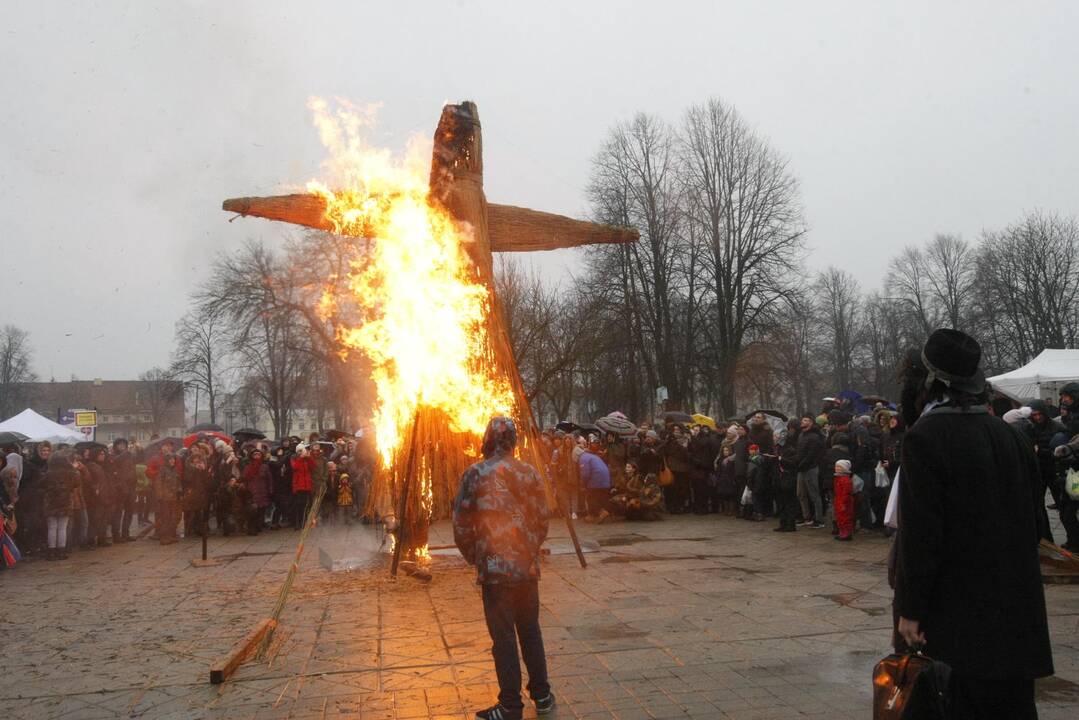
[894,405,1053,679]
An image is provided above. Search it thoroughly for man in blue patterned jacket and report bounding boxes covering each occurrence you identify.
[453,416,555,720]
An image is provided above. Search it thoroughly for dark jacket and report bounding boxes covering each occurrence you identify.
[43,456,77,516]
[662,436,693,474]
[821,444,851,490]
[636,446,663,478]
[794,426,825,472]
[894,406,1053,679]
[881,427,904,479]
[1031,416,1066,481]
[747,422,775,455]
[453,451,549,585]
[109,450,137,495]
[688,430,721,476]
[241,459,272,507]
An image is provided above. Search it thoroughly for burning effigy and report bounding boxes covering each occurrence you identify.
[222,100,636,564]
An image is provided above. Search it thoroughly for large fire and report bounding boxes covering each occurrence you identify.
[305,98,515,551]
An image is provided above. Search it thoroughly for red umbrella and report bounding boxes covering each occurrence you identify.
[184,431,232,448]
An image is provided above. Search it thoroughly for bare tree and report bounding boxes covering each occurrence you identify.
[495,258,605,411]
[923,234,976,330]
[678,98,806,416]
[816,268,862,390]
[587,112,687,407]
[975,210,1079,368]
[0,325,36,420]
[170,311,228,424]
[197,241,315,437]
[758,292,818,415]
[859,292,906,397]
[138,367,184,434]
[886,246,937,338]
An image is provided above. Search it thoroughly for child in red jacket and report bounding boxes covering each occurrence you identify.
[290,445,315,530]
[833,459,854,541]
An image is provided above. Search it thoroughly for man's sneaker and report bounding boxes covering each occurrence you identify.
[810,521,825,529]
[535,693,556,715]
[476,704,521,720]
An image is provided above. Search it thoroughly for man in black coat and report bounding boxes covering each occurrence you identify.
[793,415,825,527]
[109,439,138,541]
[895,329,1053,719]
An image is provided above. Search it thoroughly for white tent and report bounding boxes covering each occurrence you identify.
[0,408,86,444]
[987,349,1079,401]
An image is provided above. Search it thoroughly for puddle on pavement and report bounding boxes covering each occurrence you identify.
[569,622,650,640]
[1036,675,1079,702]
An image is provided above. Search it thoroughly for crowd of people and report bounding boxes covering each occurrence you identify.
[0,431,375,566]
[538,403,904,541]
[3,377,1076,570]
[538,387,1079,550]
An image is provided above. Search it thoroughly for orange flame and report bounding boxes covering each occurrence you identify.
[305,98,515,471]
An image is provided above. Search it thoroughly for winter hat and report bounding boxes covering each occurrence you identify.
[1002,409,1027,425]
[1060,382,1079,406]
[481,416,518,458]
[748,444,760,454]
[834,459,852,474]
[921,328,985,394]
[831,432,851,448]
[815,415,828,427]
[829,410,853,426]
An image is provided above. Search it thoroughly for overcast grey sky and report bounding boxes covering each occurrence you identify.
[3,1,1077,381]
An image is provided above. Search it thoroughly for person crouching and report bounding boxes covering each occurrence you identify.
[833,459,854,541]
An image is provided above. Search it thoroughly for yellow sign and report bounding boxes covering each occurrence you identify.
[74,411,98,428]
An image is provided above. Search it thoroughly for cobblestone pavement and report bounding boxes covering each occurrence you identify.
[2,513,1077,719]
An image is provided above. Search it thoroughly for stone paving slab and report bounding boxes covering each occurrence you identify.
[1,513,1077,719]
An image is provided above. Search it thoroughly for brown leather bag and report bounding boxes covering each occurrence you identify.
[872,650,951,719]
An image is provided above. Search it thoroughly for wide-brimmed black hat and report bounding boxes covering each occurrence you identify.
[922,328,985,394]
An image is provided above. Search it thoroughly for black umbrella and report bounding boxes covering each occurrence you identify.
[233,428,266,439]
[554,421,581,434]
[860,394,889,406]
[744,409,790,423]
[188,422,225,433]
[144,436,183,455]
[578,423,601,435]
[662,411,694,424]
[0,430,29,445]
[74,441,108,453]
[323,429,349,441]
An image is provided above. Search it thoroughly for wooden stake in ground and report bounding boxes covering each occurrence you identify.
[210,618,276,684]
[390,417,421,578]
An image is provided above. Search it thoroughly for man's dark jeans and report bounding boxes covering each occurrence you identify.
[119,490,137,538]
[481,580,550,713]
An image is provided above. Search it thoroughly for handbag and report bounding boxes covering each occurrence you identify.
[875,462,891,489]
[658,462,674,487]
[1066,467,1079,501]
[872,650,951,719]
